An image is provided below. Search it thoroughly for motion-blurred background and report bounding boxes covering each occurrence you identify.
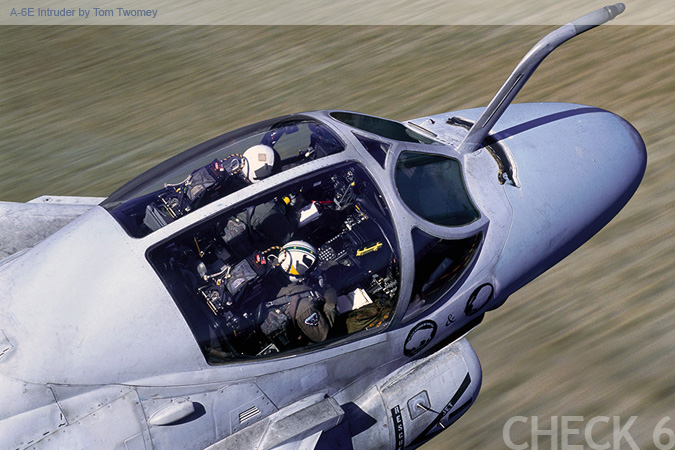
[1,25,673,449]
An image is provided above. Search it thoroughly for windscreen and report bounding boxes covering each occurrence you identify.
[331,111,437,144]
[395,151,480,226]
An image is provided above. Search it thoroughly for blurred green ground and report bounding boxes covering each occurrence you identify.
[1,25,673,449]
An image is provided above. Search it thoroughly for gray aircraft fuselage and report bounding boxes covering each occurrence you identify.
[0,4,645,450]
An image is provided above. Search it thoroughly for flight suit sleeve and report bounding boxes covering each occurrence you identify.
[322,287,338,328]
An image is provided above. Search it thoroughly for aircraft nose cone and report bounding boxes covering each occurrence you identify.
[493,104,646,296]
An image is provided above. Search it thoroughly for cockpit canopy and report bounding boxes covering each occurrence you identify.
[100,110,486,363]
[147,162,400,364]
[102,118,344,238]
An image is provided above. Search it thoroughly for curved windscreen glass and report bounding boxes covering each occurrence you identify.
[331,111,436,144]
[395,151,480,226]
[102,119,344,237]
[404,228,482,320]
[354,133,389,168]
[147,163,399,364]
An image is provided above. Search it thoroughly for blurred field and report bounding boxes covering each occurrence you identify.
[1,25,673,449]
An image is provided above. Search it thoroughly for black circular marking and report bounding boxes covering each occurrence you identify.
[465,283,494,316]
[404,320,437,357]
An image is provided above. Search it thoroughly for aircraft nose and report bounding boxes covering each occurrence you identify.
[492,104,646,296]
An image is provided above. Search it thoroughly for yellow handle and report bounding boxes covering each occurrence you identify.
[356,242,383,257]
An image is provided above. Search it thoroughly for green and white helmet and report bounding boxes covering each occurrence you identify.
[280,240,317,280]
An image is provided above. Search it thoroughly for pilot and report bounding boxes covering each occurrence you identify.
[145,145,278,233]
[191,143,280,200]
[261,241,338,344]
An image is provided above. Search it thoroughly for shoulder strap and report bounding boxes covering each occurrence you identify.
[267,285,314,308]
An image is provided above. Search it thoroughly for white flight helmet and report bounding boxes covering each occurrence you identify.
[280,240,317,281]
[243,144,275,183]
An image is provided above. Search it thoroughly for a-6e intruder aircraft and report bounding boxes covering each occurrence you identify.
[0,4,645,450]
